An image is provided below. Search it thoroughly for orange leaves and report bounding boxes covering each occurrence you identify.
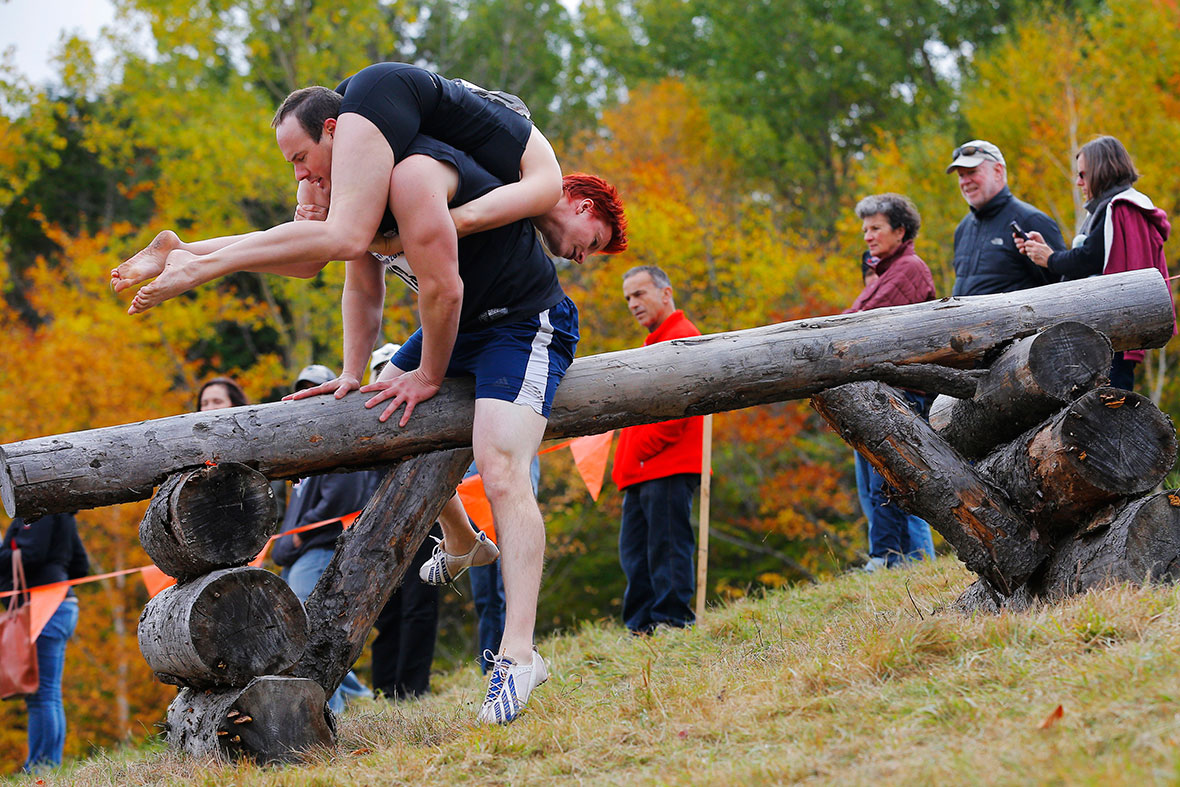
[1038,704,1065,730]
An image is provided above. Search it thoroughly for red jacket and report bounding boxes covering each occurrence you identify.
[611,310,704,490]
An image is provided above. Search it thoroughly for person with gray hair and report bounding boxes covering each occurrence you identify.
[843,193,937,569]
[612,265,704,632]
[945,138,1065,295]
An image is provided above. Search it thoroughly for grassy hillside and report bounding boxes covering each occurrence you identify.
[24,557,1180,785]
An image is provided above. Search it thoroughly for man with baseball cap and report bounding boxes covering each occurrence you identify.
[946,139,1066,296]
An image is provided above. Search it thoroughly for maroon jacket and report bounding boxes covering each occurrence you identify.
[843,240,936,314]
[1103,192,1173,362]
[611,310,704,490]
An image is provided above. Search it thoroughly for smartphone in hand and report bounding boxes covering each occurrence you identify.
[1009,220,1029,241]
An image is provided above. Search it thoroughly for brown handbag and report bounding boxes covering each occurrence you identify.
[0,547,39,699]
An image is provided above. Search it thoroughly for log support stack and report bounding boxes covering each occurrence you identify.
[136,461,336,763]
[813,321,1178,610]
[136,451,473,763]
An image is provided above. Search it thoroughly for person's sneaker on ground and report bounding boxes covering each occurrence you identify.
[419,530,500,585]
[862,556,888,573]
[477,649,548,724]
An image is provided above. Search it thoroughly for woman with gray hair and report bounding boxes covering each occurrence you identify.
[843,193,937,570]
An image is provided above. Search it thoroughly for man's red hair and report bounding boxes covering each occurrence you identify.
[562,173,628,254]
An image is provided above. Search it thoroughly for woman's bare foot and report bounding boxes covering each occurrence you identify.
[127,249,203,314]
[111,230,180,293]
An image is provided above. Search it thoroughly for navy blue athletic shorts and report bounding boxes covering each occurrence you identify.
[337,63,533,185]
[390,297,579,417]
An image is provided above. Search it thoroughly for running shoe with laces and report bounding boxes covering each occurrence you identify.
[419,530,500,585]
[477,649,548,724]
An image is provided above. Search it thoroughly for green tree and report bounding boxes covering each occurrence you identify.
[581,0,1020,234]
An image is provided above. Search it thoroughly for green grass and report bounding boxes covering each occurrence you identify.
[22,557,1180,785]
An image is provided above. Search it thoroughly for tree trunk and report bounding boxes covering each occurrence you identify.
[165,676,335,763]
[138,462,277,581]
[3,269,1173,518]
[929,321,1112,458]
[294,448,474,695]
[1033,490,1180,599]
[976,388,1177,535]
[811,381,1048,594]
[138,567,307,689]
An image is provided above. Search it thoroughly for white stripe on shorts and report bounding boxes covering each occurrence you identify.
[514,308,555,415]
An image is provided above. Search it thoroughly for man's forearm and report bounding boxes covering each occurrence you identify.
[342,257,387,381]
[416,278,463,384]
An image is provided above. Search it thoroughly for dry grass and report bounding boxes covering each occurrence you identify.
[17,558,1180,786]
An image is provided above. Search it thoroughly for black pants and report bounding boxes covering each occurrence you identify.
[371,524,441,699]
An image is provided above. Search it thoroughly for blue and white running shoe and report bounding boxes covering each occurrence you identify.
[477,649,548,724]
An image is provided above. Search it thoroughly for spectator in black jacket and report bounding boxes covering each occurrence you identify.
[0,513,89,773]
[271,364,379,713]
[946,139,1066,296]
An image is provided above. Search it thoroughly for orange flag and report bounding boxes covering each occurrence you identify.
[569,432,614,501]
[28,584,70,640]
[457,474,496,542]
[141,565,177,598]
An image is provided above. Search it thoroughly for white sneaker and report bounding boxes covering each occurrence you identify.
[419,530,500,585]
[477,650,548,724]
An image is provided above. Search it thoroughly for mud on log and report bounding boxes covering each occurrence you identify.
[976,388,1177,535]
[294,448,473,695]
[166,676,335,763]
[812,381,1049,594]
[138,567,306,688]
[3,269,1174,518]
[929,322,1113,459]
[139,462,276,581]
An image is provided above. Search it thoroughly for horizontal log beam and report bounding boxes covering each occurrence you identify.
[2,269,1174,517]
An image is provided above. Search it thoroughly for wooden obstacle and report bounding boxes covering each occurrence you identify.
[813,319,1178,608]
[0,269,1175,762]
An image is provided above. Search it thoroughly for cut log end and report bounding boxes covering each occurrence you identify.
[166,676,335,764]
[0,447,13,518]
[140,462,278,579]
[139,567,307,688]
[1054,388,1178,496]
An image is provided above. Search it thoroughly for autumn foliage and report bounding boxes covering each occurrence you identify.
[0,0,1176,768]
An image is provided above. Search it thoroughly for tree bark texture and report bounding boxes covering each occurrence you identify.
[929,322,1113,458]
[138,462,276,581]
[976,388,1177,535]
[165,676,335,763]
[3,268,1173,517]
[293,448,474,695]
[138,567,306,689]
[1034,490,1180,599]
[812,381,1049,594]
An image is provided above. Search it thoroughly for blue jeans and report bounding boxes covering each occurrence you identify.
[619,474,698,632]
[855,453,935,564]
[1109,354,1137,391]
[282,548,373,713]
[854,390,935,567]
[24,597,78,772]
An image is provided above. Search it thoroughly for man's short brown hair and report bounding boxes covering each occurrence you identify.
[272,86,342,142]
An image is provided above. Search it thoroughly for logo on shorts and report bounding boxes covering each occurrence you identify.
[479,308,509,324]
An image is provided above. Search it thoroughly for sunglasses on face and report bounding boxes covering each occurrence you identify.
[951,145,1000,163]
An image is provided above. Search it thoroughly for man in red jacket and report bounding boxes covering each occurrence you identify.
[612,266,703,633]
